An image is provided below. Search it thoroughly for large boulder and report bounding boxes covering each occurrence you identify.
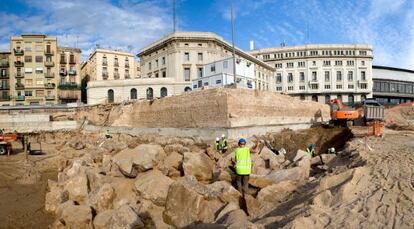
[158,151,183,177]
[59,204,93,229]
[112,144,166,178]
[163,143,189,155]
[95,183,115,213]
[64,173,89,204]
[251,154,270,175]
[136,200,171,229]
[93,205,144,229]
[134,170,174,206]
[163,176,223,227]
[45,186,69,213]
[207,181,241,204]
[293,149,311,162]
[257,180,297,204]
[182,152,215,181]
[249,163,309,189]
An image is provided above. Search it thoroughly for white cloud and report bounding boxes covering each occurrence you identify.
[0,0,172,59]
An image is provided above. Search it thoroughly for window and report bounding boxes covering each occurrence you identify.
[36,90,44,97]
[198,53,203,61]
[360,83,367,89]
[336,71,342,81]
[336,84,343,89]
[347,60,354,66]
[162,71,166,78]
[25,79,33,85]
[35,67,43,74]
[162,57,166,65]
[24,46,32,52]
[359,51,367,56]
[198,68,203,78]
[325,71,330,81]
[216,79,222,84]
[155,59,158,68]
[184,68,190,81]
[312,71,317,81]
[361,71,366,81]
[276,73,282,83]
[35,45,42,51]
[312,95,318,102]
[298,62,305,67]
[107,89,114,103]
[102,56,107,65]
[125,69,130,79]
[275,63,282,69]
[288,73,293,83]
[312,61,316,66]
[160,87,168,97]
[223,61,228,69]
[299,72,305,82]
[25,68,33,73]
[288,86,294,91]
[35,56,43,63]
[146,87,153,100]
[24,91,33,96]
[185,87,192,92]
[335,60,343,66]
[211,64,216,72]
[325,95,331,104]
[299,86,305,90]
[155,72,159,78]
[276,87,283,91]
[286,62,294,68]
[323,60,331,66]
[348,71,353,81]
[348,95,354,104]
[311,84,318,89]
[25,56,32,62]
[361,61,365,66]
[348,84,354,89]
[325,85,331,89]
[184,52,190,61]
[148,62,151,70]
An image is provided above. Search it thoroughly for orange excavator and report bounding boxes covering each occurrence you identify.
[0,131,17,156]
[329,98,361,127]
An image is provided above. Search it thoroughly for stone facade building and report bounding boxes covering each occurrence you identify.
[249,44,373,104]
[58,47,82,103]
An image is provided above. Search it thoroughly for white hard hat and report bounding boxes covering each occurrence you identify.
[216,137,220,141]
[221,134,226,138]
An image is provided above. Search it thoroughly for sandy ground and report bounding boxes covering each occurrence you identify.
[0,143,57,229]
[255,128,414,228]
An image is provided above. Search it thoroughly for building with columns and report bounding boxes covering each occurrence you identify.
[249,44,373,104]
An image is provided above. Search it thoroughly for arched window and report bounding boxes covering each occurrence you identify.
[311,95,318,102]
[160,87,168,97]
[348,95,354,105]
[325,95,331,104]
[130,88,137,100]
[146,87,153,100]
[107,89,114,103]
[184,87,192,92]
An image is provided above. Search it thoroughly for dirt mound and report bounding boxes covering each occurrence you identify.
[385,102,414,130]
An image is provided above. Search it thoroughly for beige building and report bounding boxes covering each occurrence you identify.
[249,44,373,104]
[0,52,11,106]
[6,34,59,105]
[58,47,82,103]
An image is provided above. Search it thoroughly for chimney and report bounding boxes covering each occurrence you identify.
[249,40,254,50]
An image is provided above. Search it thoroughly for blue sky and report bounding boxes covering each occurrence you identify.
[1,0,413,69]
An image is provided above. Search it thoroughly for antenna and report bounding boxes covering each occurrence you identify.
[76,35,79,48]
[173,0,176,32]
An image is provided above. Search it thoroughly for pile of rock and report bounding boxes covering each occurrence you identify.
[45,134,317,228]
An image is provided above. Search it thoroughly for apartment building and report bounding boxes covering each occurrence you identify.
[86,32,274,105]
[0,52,11,105]
[58,47,82,103]
[83,49,136,104]
[193,57,256,90]
[7,34,59,106]
[249,44,373,104]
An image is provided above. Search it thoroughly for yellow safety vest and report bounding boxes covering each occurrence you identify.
[215,142,221,151]
[306,148,314,157]
[235,147,252,175]
[221,139,228,150]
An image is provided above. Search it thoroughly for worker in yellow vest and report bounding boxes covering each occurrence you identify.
[215,137,222,153]
[234,138,251,196]
[220,134,228,153]
[306,144,315,157]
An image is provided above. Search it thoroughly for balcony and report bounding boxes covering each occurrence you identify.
[68,69,77,75]
[13,48,24,56]
[45,49,54,55]
[125,63,130,68]
[0,95,10,101]
[45,61,55,67]
[15,72,24,78]
[45,95,56,100]
[58,90,80,100]
[15,83,25,90]
[102,61,108,66]
[0,84,10,90]
[0,72,9,79]
[45,72,55,78]
[15,61,24,67]
[15,95,25,101]
[44,83,56,89]
[60,69,67,76]
[58,83,80,90]
[0,60,9,67]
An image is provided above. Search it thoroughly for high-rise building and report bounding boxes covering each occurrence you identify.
[9,34,59,105]
[0,52,11,105]
[57,47,82,103]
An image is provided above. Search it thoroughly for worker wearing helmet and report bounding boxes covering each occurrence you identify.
[306,144,315,157]
[105,129,112,139]
[215,137,222,153]
[234,137,252,196]
[220,134,228,153]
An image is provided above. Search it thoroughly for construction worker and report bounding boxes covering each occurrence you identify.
[215,137,222,153]
[234,138,252,196]
[220,134,228,153]
[105,129,112,139]
[306,144,315,157]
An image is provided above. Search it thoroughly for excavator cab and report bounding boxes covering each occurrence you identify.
[329,99,360,127]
